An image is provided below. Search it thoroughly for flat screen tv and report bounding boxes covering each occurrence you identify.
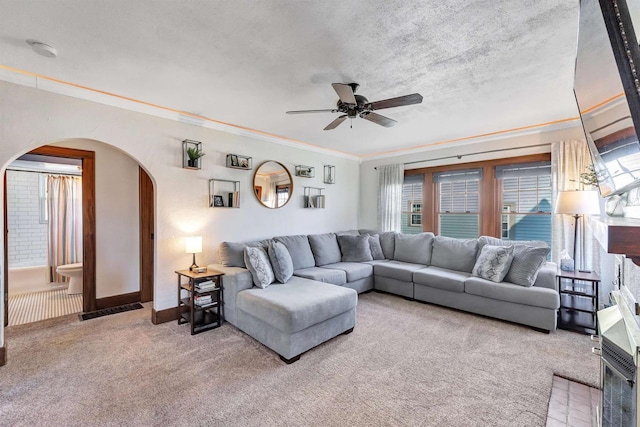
[574,0,640,196]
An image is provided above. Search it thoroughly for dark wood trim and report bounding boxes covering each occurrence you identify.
[96,291,141,310]
[594,126,635,149]
[422,173,435,233]
[479,166,499,237]
[0,345,5,366]
[139,167,154,303]
[152,307,178,324]
[28,145,97,313]
[405,153,551,175]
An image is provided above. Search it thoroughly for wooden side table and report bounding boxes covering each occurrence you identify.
[176,269,224,335]
[557,269,601,334]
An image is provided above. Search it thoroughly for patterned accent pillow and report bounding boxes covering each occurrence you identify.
[472,245,515,283]
[268,241,294,283]
[243,246,275,289]
[368,234,385,260]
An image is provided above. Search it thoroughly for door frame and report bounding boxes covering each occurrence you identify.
[3,145,97,322]
[139,167,154,303]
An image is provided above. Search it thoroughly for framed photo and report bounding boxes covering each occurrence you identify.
[212,195,225,207]
[230,155,239,167]
[409,213,422,227]
[239,158,249,169]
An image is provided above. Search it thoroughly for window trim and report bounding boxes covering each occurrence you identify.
[405,153,551,237]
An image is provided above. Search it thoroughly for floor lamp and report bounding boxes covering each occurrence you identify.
[555,190,600,272]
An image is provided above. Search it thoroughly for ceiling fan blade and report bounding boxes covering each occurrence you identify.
[331,83,357,105]
[324,115,348,130]
[286,109,338,114]
[368,93,423,110]
[361,112,397,128]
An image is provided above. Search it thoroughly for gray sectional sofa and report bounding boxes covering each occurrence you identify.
[209,231,559,363]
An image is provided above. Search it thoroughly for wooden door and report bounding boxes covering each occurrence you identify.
[139,167,154,303]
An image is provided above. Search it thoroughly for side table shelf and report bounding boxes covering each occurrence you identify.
[557,270,600,335]
[176,269,224,335]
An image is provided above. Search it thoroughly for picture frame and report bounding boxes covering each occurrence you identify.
[212,195,225,207]
[230,155,239,167]
[239,158,249,169]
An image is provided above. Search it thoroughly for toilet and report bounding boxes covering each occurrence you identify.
[56,263,83,295]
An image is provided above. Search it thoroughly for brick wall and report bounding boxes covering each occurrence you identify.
[6,170,48,268]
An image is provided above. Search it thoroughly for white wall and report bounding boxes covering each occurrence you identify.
[53,139,140,299]
[0,81,360,348]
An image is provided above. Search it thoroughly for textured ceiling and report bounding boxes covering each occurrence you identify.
[0,0,580,157]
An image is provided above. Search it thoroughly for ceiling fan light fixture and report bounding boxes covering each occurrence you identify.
[26,39,57,58]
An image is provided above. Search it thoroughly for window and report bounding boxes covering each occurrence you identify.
[401,176,423,234]
[276,185,290,208]
[435,169,481,239]
[497,161,552,247]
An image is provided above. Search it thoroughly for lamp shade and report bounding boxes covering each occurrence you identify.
[185,236,202,254]
[554,190,600,215]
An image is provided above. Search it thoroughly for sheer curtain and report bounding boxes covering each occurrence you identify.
[47,175,83,282]
[551,140,600,272]
[377,163,404,232]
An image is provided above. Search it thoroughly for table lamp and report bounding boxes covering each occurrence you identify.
[185,236,203,272]
[555,190,600,272]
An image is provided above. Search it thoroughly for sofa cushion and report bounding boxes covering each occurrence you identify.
[321,262,373,282]
[430,236,478,273]
[379,232,396,259]
[308,233,342,266]
[219,239,271,268]
[478,236,550,287]
[413,266,469,293]
[374,260,427,282]
[244,246,275,289]
[336,230,360,236]
[368,234,385,260]
[472,245,514,283]
[268,241,293,284]
[464,277,559,309]
[236,277,357,333]
[337,235,373,262]
[293,267,347,286]
[393,233,434,265]
[274,235,316,270]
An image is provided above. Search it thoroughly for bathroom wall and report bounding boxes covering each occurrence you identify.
[6,170,48,269]
[53,139,141,299]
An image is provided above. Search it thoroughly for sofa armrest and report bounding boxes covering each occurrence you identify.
[207,264,254,326]
[533,262,558,291]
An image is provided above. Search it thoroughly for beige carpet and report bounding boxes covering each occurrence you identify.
[8,287,83,326]
[0,292,599,426]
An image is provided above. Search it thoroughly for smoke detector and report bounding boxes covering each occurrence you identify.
[26,39,57,58]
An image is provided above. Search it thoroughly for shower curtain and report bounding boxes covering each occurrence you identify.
[47,175,83,283]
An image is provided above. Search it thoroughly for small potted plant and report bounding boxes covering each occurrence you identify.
[186,146,205,168]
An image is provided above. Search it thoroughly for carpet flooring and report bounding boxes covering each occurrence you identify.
[8,287,82,326]
[0,292,599,426]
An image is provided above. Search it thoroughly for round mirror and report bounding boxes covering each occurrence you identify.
[253,161,293,209]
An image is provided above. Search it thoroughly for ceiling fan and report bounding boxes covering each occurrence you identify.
[286,83,423,130]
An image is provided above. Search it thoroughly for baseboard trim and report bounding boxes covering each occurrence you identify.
[152,307,178,324]
[0,345,6,366]
[96,291,140,310]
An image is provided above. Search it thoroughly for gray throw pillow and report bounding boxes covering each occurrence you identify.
[219,240,271,268]
[472,245,515,283]
[268,241,294,283]
[273,235,316,270]
[244,246,274,289]
[393,233,434,265]
[337,235,373,262]
[430,236,478,273]
[369,234,385,260]
[308,233,342,266]
[478,236,550,287]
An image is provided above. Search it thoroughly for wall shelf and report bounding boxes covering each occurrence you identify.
[324,165,335,184]
[209,179,240,208]
[182,139,203,170]
[304,186,325,209]
[295,165,315,178]
[226,154,252,170]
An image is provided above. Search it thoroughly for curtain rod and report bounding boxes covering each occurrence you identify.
[6,168,81,177]
[373,143,549,170]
